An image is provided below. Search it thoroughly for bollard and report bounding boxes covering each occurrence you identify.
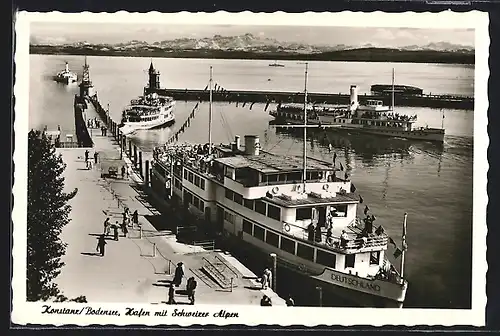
[230,277,234,292]
[316,286,323,307]
[145,160,150,186]
[270,253,277,291]
[152,243,156,257]
[138,152,143,177]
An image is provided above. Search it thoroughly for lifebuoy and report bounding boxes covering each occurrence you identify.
[323,184,329,191]
[272,186,279,194]
[283,223,291,232]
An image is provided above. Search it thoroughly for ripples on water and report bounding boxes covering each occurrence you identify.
[29,55,474,309]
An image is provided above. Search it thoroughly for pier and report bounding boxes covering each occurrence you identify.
[145,87,474,110]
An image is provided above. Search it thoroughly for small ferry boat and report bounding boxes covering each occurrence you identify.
[270,70,445,143]
[119,92,175,134]
[54,62,78,84]
[269,60,285,67]
[150,65,409,308]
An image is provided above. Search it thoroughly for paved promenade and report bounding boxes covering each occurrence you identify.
[55,104,285,306]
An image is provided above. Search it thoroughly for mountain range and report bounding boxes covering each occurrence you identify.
[30,33,475,54]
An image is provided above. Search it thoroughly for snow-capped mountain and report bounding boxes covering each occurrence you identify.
[30,33,475,53]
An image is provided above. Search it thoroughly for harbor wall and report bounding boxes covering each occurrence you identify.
[145,88,474,110]
[73,95,93,148]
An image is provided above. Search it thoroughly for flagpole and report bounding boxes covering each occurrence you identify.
[400,212,408,280]
[208,66,213,155]
[391,68,395,112]
[302,62,309,193]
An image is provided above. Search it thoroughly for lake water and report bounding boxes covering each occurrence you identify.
[29,54,474,309]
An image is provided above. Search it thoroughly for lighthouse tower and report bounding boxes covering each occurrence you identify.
[148,61,160,90]
[79,56,95,97]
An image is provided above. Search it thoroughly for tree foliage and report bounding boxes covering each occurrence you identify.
[27,130,78,301]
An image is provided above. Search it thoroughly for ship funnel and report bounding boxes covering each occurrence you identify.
[244,135,260,156]
[234,135,241,150]
[350,85,359,111]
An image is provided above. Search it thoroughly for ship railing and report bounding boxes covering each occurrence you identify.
[282,221,388,254]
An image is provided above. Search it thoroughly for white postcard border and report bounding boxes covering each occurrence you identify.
[12,10,489,327]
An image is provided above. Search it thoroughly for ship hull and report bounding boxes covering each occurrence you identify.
[120,106,175,133]
[221,230,407,308]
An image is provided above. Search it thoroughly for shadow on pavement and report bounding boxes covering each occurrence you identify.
[244,285,263,290]
[81,252,102,257]
[88,233,115,240]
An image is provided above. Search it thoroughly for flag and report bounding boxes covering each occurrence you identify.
[393,248,402,259]
[388,237,397,248]
[375,225,384,235]
[364,205,369,216]
[350,183,356,193]
[359,195,364,204]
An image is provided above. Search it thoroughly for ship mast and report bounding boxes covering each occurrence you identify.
[302,62,309,192]
[208,66,213,155]
[391,68,395,112]
[400,212,408,280]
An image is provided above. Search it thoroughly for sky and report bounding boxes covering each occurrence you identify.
[30,22,475,48]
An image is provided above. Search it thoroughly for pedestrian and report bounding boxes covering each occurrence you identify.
[265,268,272,289]
[121,166,126,179]
[260,295,272,306]
[186,277,197,305]
[168,283,176,304]
[286,295,295,307]
[84,149,89,163]
[103,217,110,235]
[120,220,128,237]
[104,127,107,136]
[94,151,99,164]
[132,210,139,227]
[96,234,107,256]
[261,270,268,290]
[173,262,185,287]
[113,224,119,241]
[87,159,93,170]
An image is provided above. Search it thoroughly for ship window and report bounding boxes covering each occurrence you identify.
[316,249,336,268]
[297,243,314,262]
[244,199,254,210]
[345,254,356,268]
[199,200,204,211]
[253,225,265,241]
[224,211,235,224]
[296,207,312,220]
[188,172,194,183]
[265,231,279,248]
[370,251,380,265]
[193,197,199,209]
[194,175,200,187]
[233,193,243,205]
[280,237,296,254]
[183,170,187,179]
[242,219,253,235]
[225,189,234,200]
[255,200,267,215]
[267,204,281,221]
[278,174,287,182]
[200,179,205,190]
[183,191,193,205]
[267,174,278,183]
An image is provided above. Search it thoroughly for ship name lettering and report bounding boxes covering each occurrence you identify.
[330,273,381,292]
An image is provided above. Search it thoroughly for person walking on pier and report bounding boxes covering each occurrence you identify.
[173,262,185,287]
[286,295,295,307]
[132,210,139,227]
[93,151,99,164]
[261,269,269,290]
[113,224,119,241]
[121,166,126,179]
[167,283,176,304]
[103,217,110,236]
[85,149,89,163]
[186,277,197,305]
[96,234,107,257]
[120,220,128,238]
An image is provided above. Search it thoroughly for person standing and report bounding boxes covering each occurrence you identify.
[186,277,197,305]
[264,268,272,290]
[84,149,89,164]
[94,151,99,164]
[261,270,269,290]
[103,217,110,236]
[113,224,119,241]
[286,295,295,307]
[168,283,176,304]
[120,220,128,238]
[96,234,107,257]
[132,210,139,227]
[173,262,185,287]
[121,166,126,179]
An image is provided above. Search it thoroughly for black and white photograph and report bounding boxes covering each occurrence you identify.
[12,11,488,326]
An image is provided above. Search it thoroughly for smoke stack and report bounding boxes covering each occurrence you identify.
[350,85,359,111]
[234,135,241,150]
[244,135,260,156]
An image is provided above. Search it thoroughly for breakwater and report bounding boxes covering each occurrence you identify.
[73,95,93,147]
[145,87,474,110]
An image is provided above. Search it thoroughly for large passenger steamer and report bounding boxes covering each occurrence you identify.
[150,65,409,307]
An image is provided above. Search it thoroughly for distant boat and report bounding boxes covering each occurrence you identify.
[54,62,78,84]
[269,60,285,67]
